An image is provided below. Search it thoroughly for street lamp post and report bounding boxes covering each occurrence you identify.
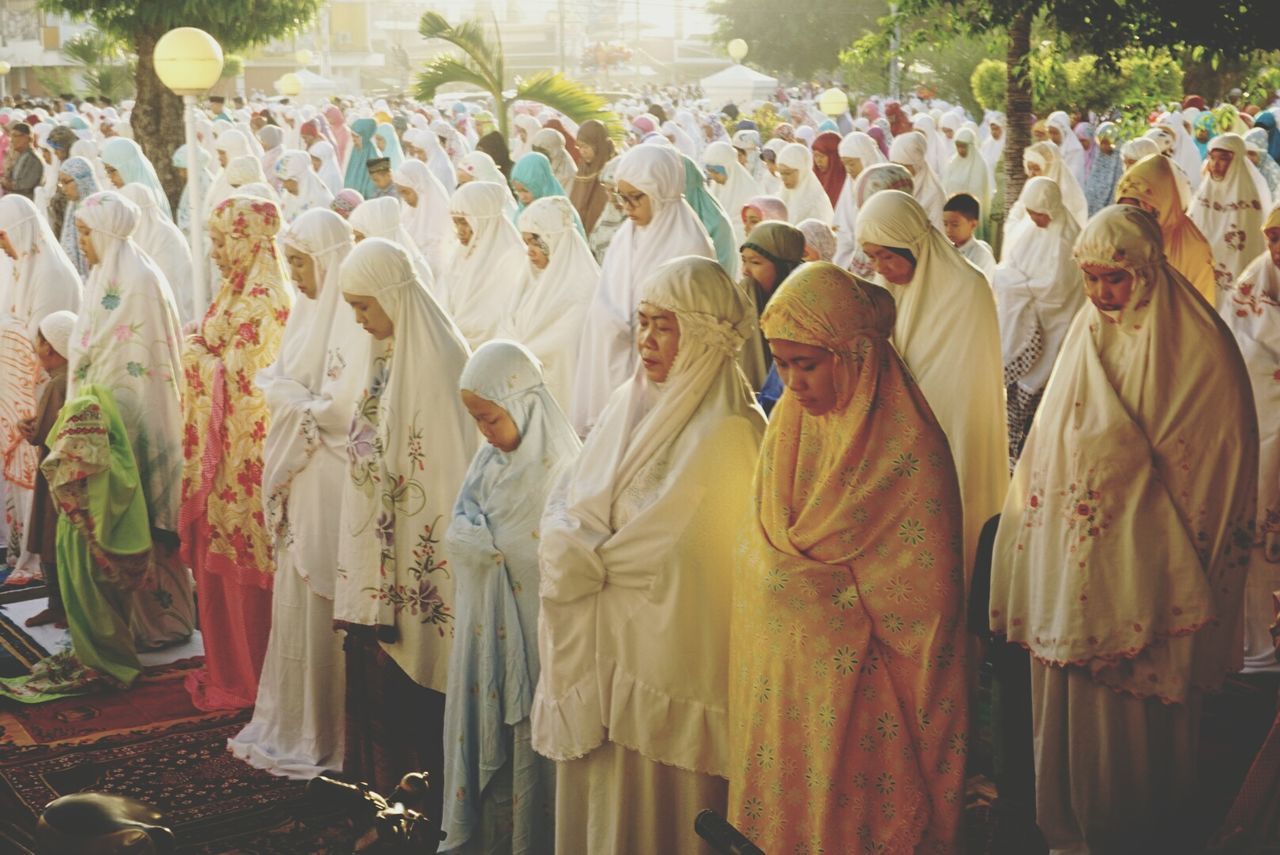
[153,28,223,315]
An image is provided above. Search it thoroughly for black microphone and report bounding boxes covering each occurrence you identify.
[694,809,766,855]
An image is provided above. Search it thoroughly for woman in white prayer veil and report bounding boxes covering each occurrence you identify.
[535,255,764,854]
[1121,137,1160,171]
[391,159,455,281]
[911,112,948,177]
[981,112,1006,170]
[348,197,438,298]
[0,195,82,578]
[1218,203,1280,703]
[500,195,600,411]
[703,140,762,245]
[889,131,947,229]
[308,140,344,195]
[776,142,835,224]
[832,131,884,268]
[414,128,458,194]
[257,125,286,188]
[532,126,578,191]
[512,114,543,161]
[228,207,362,780]
[943,126,993,234]
[206,129,255,218]
[1157,111,1205,192]
[117,183,195,324]
[447,181,530,348]
[570,143,715,437]
[274,149,334,223]
[1191,134,1270,283]
[857,189,1008,589]
[70,138,110,189]
[1006,141,1088,240]
[1046,111,1086,186]
[70,190,195,648]
[992,177,1085,467]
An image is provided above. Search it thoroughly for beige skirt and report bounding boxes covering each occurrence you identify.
[555,741,726,855]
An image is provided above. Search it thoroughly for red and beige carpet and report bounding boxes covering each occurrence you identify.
[0,600,353,854]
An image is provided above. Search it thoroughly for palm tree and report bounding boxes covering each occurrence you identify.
[415,12,618,140]
[62,31,134,103]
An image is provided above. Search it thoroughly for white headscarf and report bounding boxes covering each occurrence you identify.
[777,142,835,225]
[259,209,364,597]
[392,159,456,281]
[889,131,947,229]
[981,112,1005,170]
[503,195,601,411]
[832,132,886,268]
[334,237,477,690]
[535,255,764,769]
[0,195,82,336]
[993,177,1085,454]
[1190,134,1270,282]
[991,205,1256,704]
[703,140,762,244]
[943,127,992,221]
[308,140,344,195]
[570,143,715,436]
[856,189,1009,584]
[531,126,578,190]
[1046,111,1086,186]
[274,148,334,223]
[412,128,458,194]
[117,183,196,324]
[348,196,438,298]
[1007,141,1088,238]
[447,181,530,347]
[1218,204,1280,671]
[69,190,184,531]
[206,128,255,217]
[911,112,948,177]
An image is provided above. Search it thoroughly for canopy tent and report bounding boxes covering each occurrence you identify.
[700,64,778,108]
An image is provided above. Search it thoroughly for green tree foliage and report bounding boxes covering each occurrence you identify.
[968,48,1182,117]
[40,0,323,204]
[415,12,617,140]
[707,0,884,79]
[970,58,1005,111]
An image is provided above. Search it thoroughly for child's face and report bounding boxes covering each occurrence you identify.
[370,170,393,190]
[35,332,66,372]
[942,211,976,246]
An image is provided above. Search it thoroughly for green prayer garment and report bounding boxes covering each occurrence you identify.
[0,385,152,703]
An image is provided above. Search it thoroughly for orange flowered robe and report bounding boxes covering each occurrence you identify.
[729,269,969,854]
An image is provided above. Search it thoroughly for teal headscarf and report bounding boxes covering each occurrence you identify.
[343,118,379,199]
[680,153,736,275]
[510,152,583,235]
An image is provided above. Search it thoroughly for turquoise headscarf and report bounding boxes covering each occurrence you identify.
[374,122,405,170]
[510,152,583,235]
[342,118,379,199]
[100,137,171,218]
[680,153,736,275]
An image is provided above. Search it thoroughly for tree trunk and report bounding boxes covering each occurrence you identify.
[131,29,187,214]
[1004,7,1033,215]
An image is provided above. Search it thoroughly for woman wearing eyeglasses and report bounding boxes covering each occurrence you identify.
[570,144,715,437]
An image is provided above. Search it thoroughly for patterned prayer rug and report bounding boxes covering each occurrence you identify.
[0,714,353,853]
[0,603,47,680]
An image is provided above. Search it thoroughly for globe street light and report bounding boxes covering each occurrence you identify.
[295,49,314,68]
[278,73,302,98]
[727,39,748,64]
[154,27,223,315]
[818,87,849,118]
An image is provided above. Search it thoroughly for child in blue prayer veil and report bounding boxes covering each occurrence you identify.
[440,340,582,854]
